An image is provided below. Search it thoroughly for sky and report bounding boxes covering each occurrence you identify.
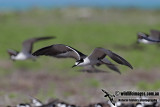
[0,0,160,11]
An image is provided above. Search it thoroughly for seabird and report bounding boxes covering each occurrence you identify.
[29,96,43,107]
[16,103,31,107]
[87,102,109,107]
[33,44,133,73]
[137,29,160,44]
[7,36,55,61]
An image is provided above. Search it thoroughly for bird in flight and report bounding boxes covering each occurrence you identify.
[7,36,55,61]
[137,29,160,44]
[33,44,133,73]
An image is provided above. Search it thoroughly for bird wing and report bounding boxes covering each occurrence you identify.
[88,48,133,69]
[79,65,108,73]
[101,58,121,74]
[32,44,86,60]
[22,36,55,54]
[143,35,160,42]
[7,49,19,56]
[150,29,160,40]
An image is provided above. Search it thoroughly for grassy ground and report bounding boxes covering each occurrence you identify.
[0,8,160,106]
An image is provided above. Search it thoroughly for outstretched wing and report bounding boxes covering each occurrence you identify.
[101,58,121,74]
[22,36,55,54]
[143,35,160,43]
[88,48,133,69]
[32,44,86,60]
[150,29,160,40]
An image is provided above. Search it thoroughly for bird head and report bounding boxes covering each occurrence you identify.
[72,58,84,68]
[137,32,146,39]
[137,32,147,43]
[7,49,18,61]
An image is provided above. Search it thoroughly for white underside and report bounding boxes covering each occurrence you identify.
[12,52,35,60]
[57,103,67,107]
[32,99,42,106]
[76,57,100,66]
[138,39,155,44]
[16,104,30,107]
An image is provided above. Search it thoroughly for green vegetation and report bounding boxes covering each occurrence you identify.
[37,84,56,101]
[0,8,160,71]
[137,81,160,91]
[0,8,160,101]
[86,78,100,87]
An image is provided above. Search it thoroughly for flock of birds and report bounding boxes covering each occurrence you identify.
[7,29,160,73]
[6,29,160,107]
[7,96,160,107]
[7,36,133,73]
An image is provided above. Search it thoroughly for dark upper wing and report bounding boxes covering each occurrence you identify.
[105,64,121,74]
[88,48,106,60]
[150,29,160,40]
[22,36,55,54]
[7,49,19,56]
[143,36,160,42]
[101,58,121,74]
[88,48,133,69]
[32,44,86,60]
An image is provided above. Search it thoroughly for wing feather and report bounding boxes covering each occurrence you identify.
[150,29,160,40]
[22,36,55,53]
[32,44,86,60]
[88,48,133,69]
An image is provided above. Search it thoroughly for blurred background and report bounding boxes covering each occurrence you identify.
[0,0,160,106]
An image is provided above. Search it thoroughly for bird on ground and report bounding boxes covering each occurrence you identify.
[30,97,76,107]
[16,103,31,107]
[87,102,110,107]
[29,96,43,107]
[137,29,160,44]
[7,36,55,61]
[33,44,133,73]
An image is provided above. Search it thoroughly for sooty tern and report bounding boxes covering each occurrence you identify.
[30,97,76,107]
[137,29,160,44]
[33,44,133,73]
[7,36,55,61]
[16,103,31,107]
[29,96,43,107]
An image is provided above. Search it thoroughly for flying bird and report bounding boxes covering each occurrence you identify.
[7,36,55,61]
[137,29,160,44]
[33,44,133,73]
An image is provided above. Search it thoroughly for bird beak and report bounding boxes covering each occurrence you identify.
[72,65,77,68]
